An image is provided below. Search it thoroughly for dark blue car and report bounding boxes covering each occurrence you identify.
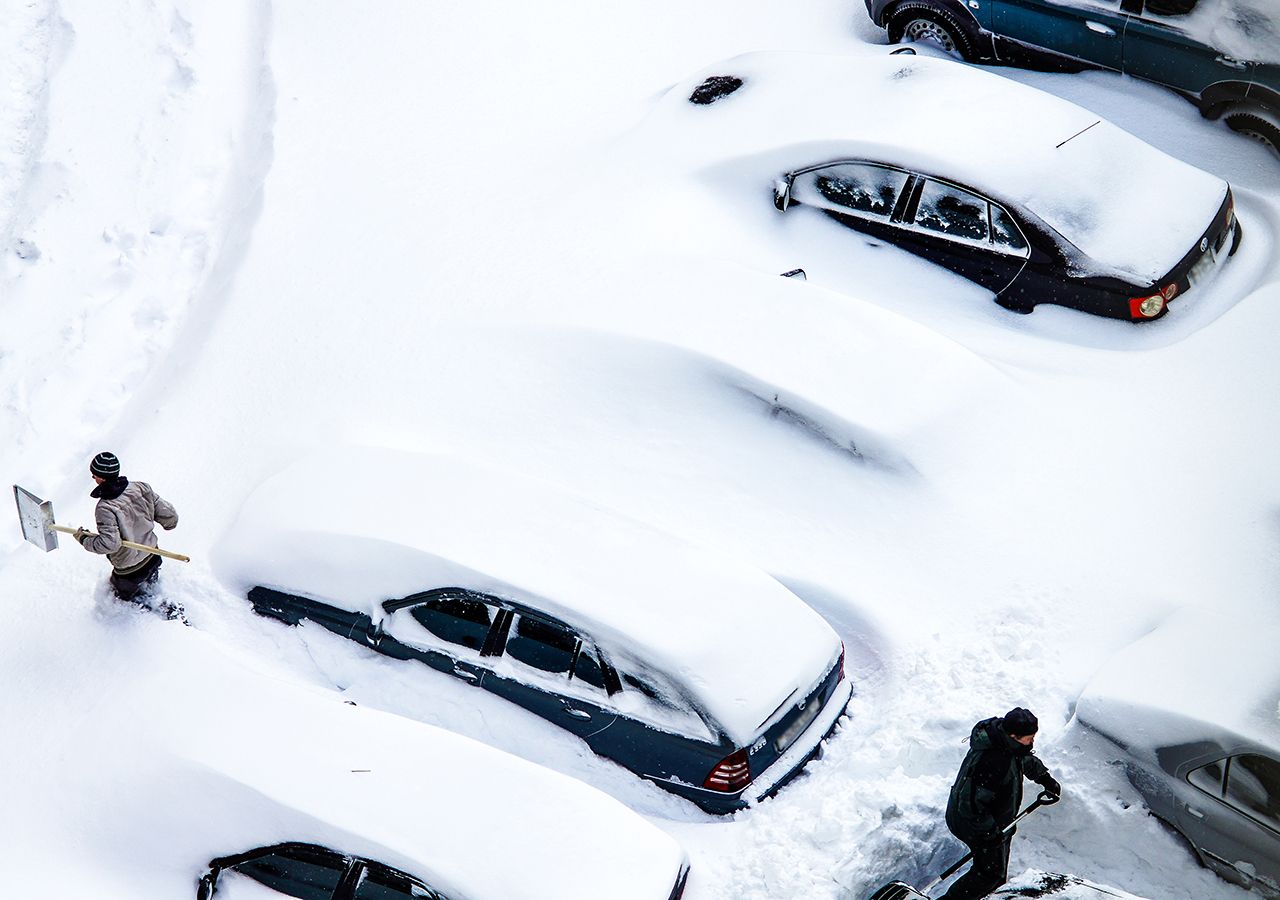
[218,448,853,815]
[864,0,1280,151]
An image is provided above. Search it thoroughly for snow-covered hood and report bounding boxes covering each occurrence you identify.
[214,446,843,744]
[1076,607,1280,753]
[638,50,1227,284]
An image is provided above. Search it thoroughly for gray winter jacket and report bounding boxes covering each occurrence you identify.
[80,477,178,574]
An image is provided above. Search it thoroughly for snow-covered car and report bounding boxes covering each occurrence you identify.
[184,689,691,900]
[874,870,1150,898]
[199,837,689,900]
[215,447,852,815]
[675,52,1240,321]
[1075,609,1280,897]
[864,0,1280,151]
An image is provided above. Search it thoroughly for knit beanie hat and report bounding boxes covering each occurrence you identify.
[90,451,121,479]
[1002,707,1039,736]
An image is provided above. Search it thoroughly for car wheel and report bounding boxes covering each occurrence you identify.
[1223,104,1280,155]
[887,3,976,61]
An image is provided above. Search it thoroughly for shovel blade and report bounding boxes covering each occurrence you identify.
[13,485,58,552]
[868,883,931,900]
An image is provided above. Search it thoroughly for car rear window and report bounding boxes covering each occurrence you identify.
[231,846,348,900]
[505,614,578,674]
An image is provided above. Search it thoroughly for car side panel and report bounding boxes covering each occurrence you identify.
[1122,10,1250,100]
[1175,758,1280,896]
[249,587,377,647]
[989,0,1126,69]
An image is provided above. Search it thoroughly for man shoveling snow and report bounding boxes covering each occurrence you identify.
[74,451,183,618]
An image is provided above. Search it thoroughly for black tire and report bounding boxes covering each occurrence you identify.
[1222,105,1280,155]
[887,3,976,61]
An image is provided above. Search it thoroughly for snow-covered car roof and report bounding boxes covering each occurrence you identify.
[1075,607,1280,753]
[215,446,843,745]
[191,680,688,900]
[642,50,1227,284]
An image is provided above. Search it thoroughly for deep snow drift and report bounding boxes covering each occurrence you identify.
[2,1,1278,899]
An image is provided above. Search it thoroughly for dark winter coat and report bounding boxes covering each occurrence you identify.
[80,477,178,574]
[945,717,1054,844]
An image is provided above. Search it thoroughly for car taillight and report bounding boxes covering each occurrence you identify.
[703,749,751,792]
[839,641,846,678]
[1129,294,1165,319]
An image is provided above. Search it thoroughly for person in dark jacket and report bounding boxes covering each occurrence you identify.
[75,451,180,610]
[938,707,1062,900]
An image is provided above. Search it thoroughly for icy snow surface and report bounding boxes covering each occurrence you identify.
[2,0,1279,899]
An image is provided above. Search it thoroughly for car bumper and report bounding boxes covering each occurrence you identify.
[653,676,852,814]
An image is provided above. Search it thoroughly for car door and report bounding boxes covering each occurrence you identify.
[481,609,618,741]
[897,177,1030,294]
[1121,0,1253,99]
[375,590,504,687]
[1182,754,1280,894]
[989,0,1126,70]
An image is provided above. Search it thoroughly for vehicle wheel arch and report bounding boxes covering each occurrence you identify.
[882,0,991,60]
[1198,80,1264,118]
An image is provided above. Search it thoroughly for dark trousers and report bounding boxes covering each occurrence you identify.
[110,554,162,603]
[937,836,1011,900]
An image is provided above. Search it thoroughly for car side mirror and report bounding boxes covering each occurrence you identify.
[773,177,793,211]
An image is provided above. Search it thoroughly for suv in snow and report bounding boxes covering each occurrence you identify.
[218,447,853,815]
[864,0,1280,151]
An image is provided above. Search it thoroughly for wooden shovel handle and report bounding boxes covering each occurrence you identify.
[52,524,191,562]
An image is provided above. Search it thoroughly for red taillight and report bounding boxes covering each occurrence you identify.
[1129,294,1165,319]
[703,749,751,792]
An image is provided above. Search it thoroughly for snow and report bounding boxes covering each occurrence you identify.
[2,1,1278,899]
[214,446,842,744]
[1076,606,1280,752]
[630,50,1228,283]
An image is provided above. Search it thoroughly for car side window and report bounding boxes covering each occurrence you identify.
[1224,754,1280,832]
[353,861,445,899]
[230,846,349,900]
[990,204,1030,255]
[912,180,990,243]
[408,593,499,654]
[572,643,608,691]
[792,163,909,220]
[504,613,577,675]
[1142,0,1197,17]
[1188,758,1226,796]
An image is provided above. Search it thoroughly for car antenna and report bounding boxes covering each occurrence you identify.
[1056,120,1101,149]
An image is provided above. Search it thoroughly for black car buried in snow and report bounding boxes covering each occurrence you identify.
[669,53,1242,321]
[772,155,1240,320]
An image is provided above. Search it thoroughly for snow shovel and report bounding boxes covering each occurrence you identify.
[13,484,190,562]
[866,790,1061,900]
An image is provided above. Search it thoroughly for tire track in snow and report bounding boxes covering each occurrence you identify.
[0,0,275,553]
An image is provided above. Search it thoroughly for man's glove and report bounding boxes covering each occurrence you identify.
[1040,776,1062,798]
[73,527,91,545]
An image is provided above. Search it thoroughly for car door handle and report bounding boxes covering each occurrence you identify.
[1185,804,1206,819]
[1085,20,1116,36]
[453,666,481,684]
[1215,54,1249,69]
[563,706,592,721]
